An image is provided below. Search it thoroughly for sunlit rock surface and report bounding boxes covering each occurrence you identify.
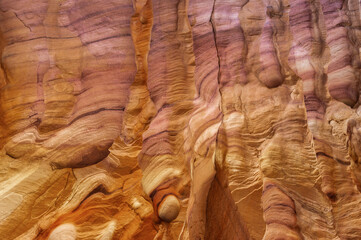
[1,0,361,239]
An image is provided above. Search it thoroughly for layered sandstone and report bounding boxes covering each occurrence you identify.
[0,0,361,239]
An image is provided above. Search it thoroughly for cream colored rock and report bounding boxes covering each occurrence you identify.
[158,195,181,223]
[48,223,77,240]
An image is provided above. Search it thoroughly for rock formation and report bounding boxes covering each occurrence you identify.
[0,0,361,239]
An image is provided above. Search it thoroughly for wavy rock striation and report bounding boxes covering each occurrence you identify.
[0,0,361,239]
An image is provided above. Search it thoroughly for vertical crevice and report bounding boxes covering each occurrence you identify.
[210,0,221,86]
[210,0,225,180]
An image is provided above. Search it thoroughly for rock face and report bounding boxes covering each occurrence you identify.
[0,0,361,239]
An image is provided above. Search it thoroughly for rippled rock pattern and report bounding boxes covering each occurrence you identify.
[1,0,361,239]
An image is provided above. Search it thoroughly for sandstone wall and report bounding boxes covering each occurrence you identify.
[0,0,361,239]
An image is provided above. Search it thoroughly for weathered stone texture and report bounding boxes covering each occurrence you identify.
[0,0,361,239]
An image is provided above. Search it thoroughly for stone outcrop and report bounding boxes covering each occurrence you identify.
[0,0,361,239]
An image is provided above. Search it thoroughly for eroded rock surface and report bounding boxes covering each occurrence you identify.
[0,0,361,239]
